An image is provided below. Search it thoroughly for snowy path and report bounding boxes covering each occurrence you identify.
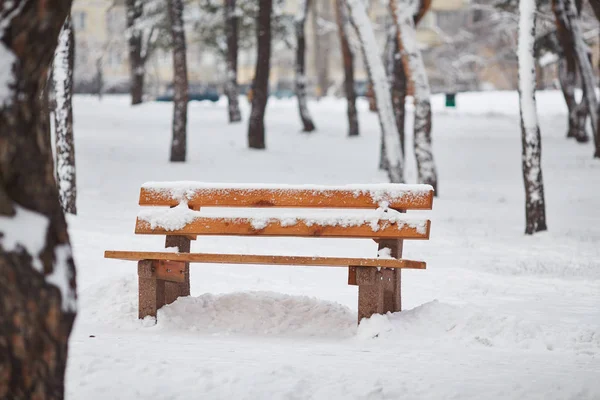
[66,92,600,399]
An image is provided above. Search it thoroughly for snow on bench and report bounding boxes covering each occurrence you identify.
[104,182,434,324]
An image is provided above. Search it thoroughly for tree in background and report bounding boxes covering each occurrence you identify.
[335,0,359,137]
[53,15,77,215]
[391,0,438,193]
[248,0,273,149]
[167,0,189,162]
[518,0,548,234]
[0,1,77,396]
[346,0,404,183]
[225,0,242,123]
[295,0,316,132]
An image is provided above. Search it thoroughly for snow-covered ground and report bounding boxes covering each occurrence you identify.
[66,91,600,399]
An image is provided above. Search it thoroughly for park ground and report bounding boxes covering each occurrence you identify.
[66,91,600,399]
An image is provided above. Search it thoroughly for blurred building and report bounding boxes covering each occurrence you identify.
[71,0,469,96]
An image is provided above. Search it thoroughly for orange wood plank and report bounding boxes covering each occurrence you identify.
[104,251,426,269]
[139,186,434,210]
[134,217,431,239]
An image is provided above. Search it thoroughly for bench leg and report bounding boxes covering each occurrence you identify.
[138,260,165,319]
[356,267,384,323]
[378,239,403,314]
[164,235,190,305]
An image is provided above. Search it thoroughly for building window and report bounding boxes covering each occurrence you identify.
[73,11,87,30]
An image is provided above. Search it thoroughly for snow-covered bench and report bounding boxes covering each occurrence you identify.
[104,182,434,323]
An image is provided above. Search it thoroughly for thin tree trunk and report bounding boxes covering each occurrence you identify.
[295,0,316,132]
[335,0,359,137]
[167,0,188,162]
[553,0,589,142]
[248,0,272,149]
[391,0,438,193]
[0,1,77,397]
[311,1,329,99]
[346,0,404,183]
[53,15,77,215]
[554,0,599,157]
[518,0,548,234]
[126,0,145,105]
[225,0,242,123]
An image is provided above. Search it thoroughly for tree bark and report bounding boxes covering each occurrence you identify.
[167,0,188,162]
[53,15,77,215]
[391,0,438,193]
[387,26,406,156]
[518,0,548,234]
[335,0,359,137]
[346,0,404,183]
[554,0,599,157]
[225,0,242,123]
[248,0,272,149]
[125,0,145,105]
[295,0,316,132]
[0,1,78,398]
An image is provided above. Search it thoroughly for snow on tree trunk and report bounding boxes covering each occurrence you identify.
[518,0,548,235]
[346,0,404,183]
[386,26,407,157]
[295,0,316,132]
[167,0,188,162]
[391,0,438,193]
[248,0,272,149]
[554,0,599,157]
[335,0,359,137]
[126,0,145,106]
[0,1,77,396]
[53,15,77,215]
[225,0,242,123]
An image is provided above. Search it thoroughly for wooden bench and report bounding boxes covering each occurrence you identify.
[104,182,433,323]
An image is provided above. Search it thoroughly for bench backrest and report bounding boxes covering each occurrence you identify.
[135,182,433,240]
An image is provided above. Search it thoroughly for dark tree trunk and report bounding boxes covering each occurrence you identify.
[295,0,316,132]
[0,1,77,398]
[335,0,359,137]
[392,0,438,193]
[53,15,77,215]
[387,27,406,156]
[167,0,188,162]
[248,0,272,150]
[125,0,146,106]
[553,0,589,142]
[225,0,242,123]
[518,0,548,234]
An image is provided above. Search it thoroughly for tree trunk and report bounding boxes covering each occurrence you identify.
[518,0,548,234]
[391,0,438,193]
[295,0,316,132]
[553,0,589,142]
[387,26,406,156]
[0,1,77,398]
[346,0,404,183]
[248,0,272,149]
[335,0,359,137]
[311,1,330,99]
[554,0,599,157]
[167,0,188,162]
[225,0,242,123]
[53,15,77,215]
[126,0,145,105]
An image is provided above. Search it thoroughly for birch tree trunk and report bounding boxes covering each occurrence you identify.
[335,0,359,137]
[248,0,272,149]
[167,0,188,162]
[126,0,145,106]
[518,0,548,234]
[295,0,316,132]
[225,0,242,123]
[391,0,438,193]
[53,15,77,215]
[0,1,78,397]
[554,0,599,157]
[346,0,404,183]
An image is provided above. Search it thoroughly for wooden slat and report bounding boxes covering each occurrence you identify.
[104,251,426,269]
[135,217,431,239]
[139,186,434,210]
